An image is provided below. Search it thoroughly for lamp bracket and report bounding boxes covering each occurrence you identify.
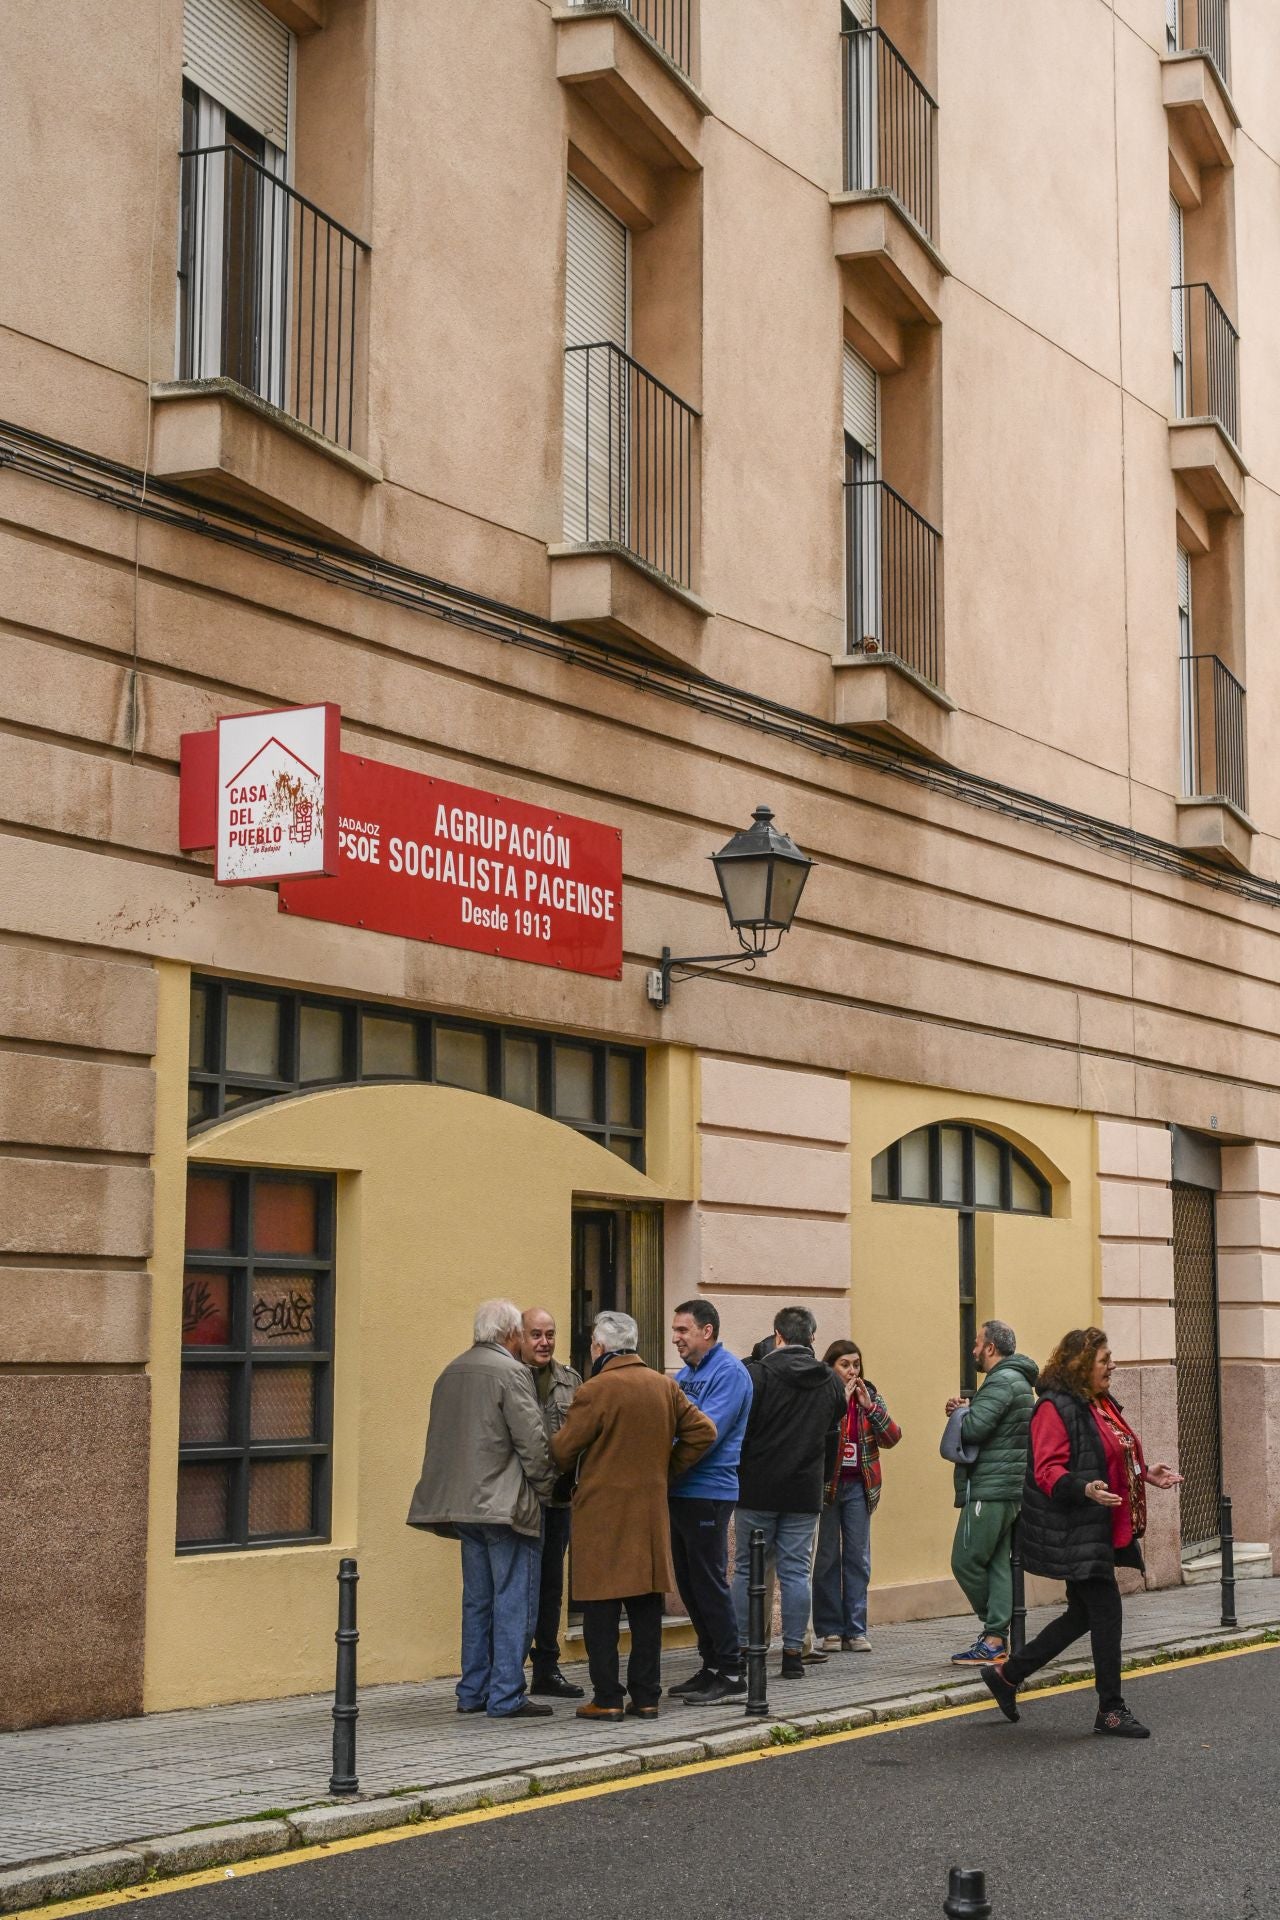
[646,936,784,1007]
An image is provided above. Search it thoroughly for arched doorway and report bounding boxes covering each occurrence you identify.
[871,1122,1052,1391]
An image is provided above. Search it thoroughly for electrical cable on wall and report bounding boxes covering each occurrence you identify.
[2,416,1275,915]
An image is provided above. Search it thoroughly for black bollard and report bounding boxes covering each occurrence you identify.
[1009,1518,1026,1657]
[943,1867,992,1918]
[744,1526,770,1716]
[329,1557,360,1796]
[1220,1493,1238,1630]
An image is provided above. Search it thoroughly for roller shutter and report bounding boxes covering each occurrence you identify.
[183,0,291,147]
[842,342,878,459]
[564,180,630,546]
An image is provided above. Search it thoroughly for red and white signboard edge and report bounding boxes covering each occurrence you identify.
[211,703,341,887]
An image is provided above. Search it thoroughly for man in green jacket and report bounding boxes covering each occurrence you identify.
[946,1321,1038,1667]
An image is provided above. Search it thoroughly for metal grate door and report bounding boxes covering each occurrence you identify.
[1172,1181,1223,1550]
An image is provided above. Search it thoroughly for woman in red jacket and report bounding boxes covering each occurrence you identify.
[813,1339,901,1652]
[982,1326,1181,1738]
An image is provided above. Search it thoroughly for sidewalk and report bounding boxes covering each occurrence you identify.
[2,1578,1276,1893]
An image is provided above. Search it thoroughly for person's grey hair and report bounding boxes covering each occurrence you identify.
[982,1319,1017,1357]
[593,1310,639,1352]
[473,1298,523,1345]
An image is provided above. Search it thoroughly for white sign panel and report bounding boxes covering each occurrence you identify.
[216,704,338,885]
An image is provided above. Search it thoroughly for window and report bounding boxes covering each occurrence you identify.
[178,0,292,400]
[844,341,881,650]
[1178,544,1195,795]
[871,1124,1051,1391]
[188,978,647,1166]
[563,178,630,549]
[178,1167,334,1552]
[1170,194,1186,417]
[871,1124,1050,1214]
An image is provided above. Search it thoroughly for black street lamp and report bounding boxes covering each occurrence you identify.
[647,805,814,1006]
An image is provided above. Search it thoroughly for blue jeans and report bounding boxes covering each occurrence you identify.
[812,1478,872,1639]
[732,1508,818,1651]
[455,1523,542,1718]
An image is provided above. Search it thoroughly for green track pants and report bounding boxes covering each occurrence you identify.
[950,1498,1019,1641]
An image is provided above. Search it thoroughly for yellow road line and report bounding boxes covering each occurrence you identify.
[18,1638,1277,1920]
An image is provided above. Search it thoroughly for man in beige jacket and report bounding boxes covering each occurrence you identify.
[407,1298,556,1720]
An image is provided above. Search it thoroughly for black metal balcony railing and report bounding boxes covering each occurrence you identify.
[1175,0,1231,87]
[841,26,937,245]
[1181,652,1248,814]
[568,0,693,78]
[178,146,370,453]
[563,341,698,590]
[1172,282,1240,447]
[845,478,941,687]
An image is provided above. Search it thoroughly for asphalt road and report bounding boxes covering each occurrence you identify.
[81,1649,1279,1920]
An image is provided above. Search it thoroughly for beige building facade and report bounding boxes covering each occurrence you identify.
[3,0,1280,1729]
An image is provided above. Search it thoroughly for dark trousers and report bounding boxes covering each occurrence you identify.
[668,1497,740,1675]
[581,1592,664,1708]
[1002,1571,1123,1712]
[530,1506,572,1678]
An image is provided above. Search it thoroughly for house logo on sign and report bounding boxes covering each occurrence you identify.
[215,705,340,885]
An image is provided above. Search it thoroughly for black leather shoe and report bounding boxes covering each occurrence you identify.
[456,1701,488,1714]
[779,1649,806,1679]
[530,1669,586,1699]
[498,1698,554,1719]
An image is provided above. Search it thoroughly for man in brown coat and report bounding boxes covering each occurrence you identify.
[551,1309,716,1722]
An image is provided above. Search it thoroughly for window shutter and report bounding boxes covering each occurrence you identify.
[183,0,291,148]
[843,0,873,26]
[1177,545,1192,615]
[1166,0,1180,53]
[1169,194,1185,289]
[842,342,878,458]
[564,180,630,547]
[564,179,629,351]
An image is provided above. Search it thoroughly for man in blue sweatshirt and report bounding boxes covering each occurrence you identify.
[667,1298,755,1704]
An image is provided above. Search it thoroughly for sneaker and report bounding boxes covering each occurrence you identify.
[779,1649,806,1679]
[691,1671,748,1705]
[980,1662,1019,1723]
[820,1635,844,1652]
[667,1667,716,1698]
[950,1636,1007,1667]
[1094,1705,1151,1739]
[843,1635,872,1652]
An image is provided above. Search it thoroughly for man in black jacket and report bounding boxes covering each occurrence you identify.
[731,1306,847,1678]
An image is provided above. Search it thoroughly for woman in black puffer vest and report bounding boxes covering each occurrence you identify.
[981,1327,1183,1739]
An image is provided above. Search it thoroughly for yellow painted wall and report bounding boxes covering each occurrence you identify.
[849,1080,1096,1616]
[145,963,690,1711]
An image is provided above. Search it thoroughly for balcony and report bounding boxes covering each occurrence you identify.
[152,145,378,545]
[831,27,945,338]
[549,340,708,666]
[1170,281,1245,515]
[1170,0,1231,91]
[554,1,706,175]
[833,478,952,757]
[1176,652,1252,868]
[1164,1,1236,198]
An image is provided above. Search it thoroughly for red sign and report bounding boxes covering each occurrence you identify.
[279,756,623,978]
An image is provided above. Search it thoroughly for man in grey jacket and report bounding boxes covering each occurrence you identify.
[407,1299,556,1720]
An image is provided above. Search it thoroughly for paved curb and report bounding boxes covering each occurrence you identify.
[2,1624,1273,1916]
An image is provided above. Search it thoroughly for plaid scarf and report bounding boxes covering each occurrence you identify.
[1094,1395,1147,1540]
